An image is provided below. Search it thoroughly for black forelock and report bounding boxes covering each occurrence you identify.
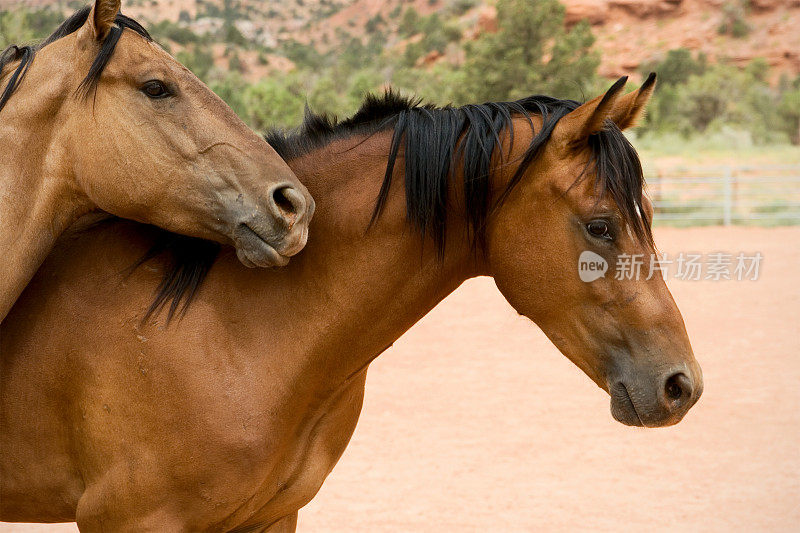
[0,6,152,112]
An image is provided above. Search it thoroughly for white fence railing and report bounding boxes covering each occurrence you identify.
[645,164,800,226]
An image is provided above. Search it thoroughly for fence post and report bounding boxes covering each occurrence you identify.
[723,166,733,226]
[654,168,662,204]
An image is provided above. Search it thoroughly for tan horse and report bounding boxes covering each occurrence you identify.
[0,1,313,321]
[1,77,702,531]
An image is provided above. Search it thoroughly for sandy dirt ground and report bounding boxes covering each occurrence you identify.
[2,226,799,532]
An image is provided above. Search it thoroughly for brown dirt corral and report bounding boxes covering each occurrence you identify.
[2,226,798,531]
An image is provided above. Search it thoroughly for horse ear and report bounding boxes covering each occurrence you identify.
[87,0,122,41]
[610,72,657,130]
[555,76,628,146]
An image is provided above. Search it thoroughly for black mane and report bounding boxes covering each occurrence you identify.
[266,89,652,252]
[149,90,652,321]
[0,6,151,112]
[264,91,428,160]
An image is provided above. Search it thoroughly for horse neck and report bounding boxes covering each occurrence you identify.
[0,40,90,320]
[240,132,483,388]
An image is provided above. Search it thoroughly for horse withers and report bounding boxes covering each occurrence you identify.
[0,0,313,321]
[1,76,702,530]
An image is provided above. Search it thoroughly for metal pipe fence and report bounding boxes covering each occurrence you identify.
[645,164,800,226]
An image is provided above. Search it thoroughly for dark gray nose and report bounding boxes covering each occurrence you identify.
[267,183,308,228]
[661,372,697,413]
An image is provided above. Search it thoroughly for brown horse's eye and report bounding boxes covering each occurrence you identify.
[141,80,170,99]
[587,220,611,240]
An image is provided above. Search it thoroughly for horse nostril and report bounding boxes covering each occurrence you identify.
[666,380,682,400]
[272,187,295,215]
[664,372,692,403]
[269,184,306,226]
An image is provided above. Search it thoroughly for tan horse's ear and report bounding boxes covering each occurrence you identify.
[555,76,628,146]
[609,72,657,130]
[87,0,122,41]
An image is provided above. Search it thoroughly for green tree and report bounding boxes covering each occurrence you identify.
[209,72,248,118]
[222,22,249,47]
[242,77,305,130]
[390,61,464,105]
[399,8,421,37]
[638,48,707,136]
[718,0,750,38]
[151,20,200,45]
[640,58,788,144]
[176,46,215,81]
[228,51,245,73]
[346,69,382,108]
[0,10,35,48]
[281,39,325,70]
[307,74,349,117]
[0,8,64,48]
[777,76,800,145]
[454,0,599,102]
[365,14,384,34]
[641,48,706,88]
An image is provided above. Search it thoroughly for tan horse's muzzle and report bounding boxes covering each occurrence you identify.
[231,181,315,268]
[609,359,703,428]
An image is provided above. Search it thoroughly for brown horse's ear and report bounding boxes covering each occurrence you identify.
[87,0,122,41]
[610,72,657,130]
[555,76,628,146]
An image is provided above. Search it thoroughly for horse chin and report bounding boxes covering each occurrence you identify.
[279,224,309,257]
[609,382,645,427]
[233,224,291,268]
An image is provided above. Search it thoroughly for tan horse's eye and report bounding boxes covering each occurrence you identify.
[141,80,170,99]
[587,220,611,240]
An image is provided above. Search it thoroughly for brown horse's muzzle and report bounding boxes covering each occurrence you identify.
[231,182,315,268]
[609,360,703,427]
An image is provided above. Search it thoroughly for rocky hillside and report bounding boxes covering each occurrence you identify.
[562,0,800,80]
[2,0,798,82]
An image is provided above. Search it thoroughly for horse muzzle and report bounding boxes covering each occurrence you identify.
[231,182,314,268]
[608,362,703,428]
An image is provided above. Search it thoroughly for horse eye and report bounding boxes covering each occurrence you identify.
[141,80,170,99]
[587,220,611,240]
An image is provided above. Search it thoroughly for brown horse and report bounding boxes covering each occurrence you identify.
[0,76,702,531]
[0,1,313,321]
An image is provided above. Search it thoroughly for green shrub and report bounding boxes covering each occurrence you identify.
[0,8,64,47]
[209,72,248,118]
[640,48,707,88]
[718,0,751,38]
[151,20,200,45]
[399,8,421,37]
[445,0,479,16]
[637,50,794,144]
[176,46,215,81]
[228,52,245,73]
[222,23,249,47]
[242,76,306,130]
[778,81,800,145]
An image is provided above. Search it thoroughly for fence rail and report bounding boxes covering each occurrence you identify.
[645,164,800,226]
